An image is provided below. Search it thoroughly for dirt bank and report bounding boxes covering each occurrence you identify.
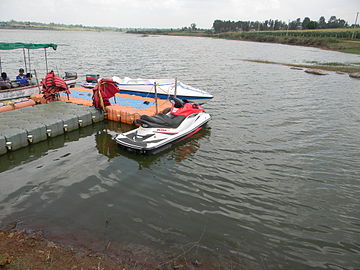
[0,228,225,270]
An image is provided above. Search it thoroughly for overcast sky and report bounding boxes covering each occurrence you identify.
[0,0,358,29]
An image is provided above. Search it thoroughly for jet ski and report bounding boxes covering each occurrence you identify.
[115,97,211,154]
[81,74,99,89]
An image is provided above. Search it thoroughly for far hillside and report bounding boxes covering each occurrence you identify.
[0,20,123,32]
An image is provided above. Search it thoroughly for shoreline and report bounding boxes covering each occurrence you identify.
[0,225,237,270]
[133,31,360,74]
[129,30,360,55]
[0,228,216,270]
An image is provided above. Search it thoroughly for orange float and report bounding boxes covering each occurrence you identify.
[0,99,36,112]
[14,99,36,109]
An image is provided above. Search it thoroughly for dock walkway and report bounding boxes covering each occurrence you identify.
[0,102,103,155]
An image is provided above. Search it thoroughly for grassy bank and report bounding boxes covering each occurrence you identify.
[130,28,360,55]
[216,31,360,54]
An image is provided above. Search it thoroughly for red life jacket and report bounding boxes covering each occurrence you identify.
[42,71,69,100]
[92,78,119,110]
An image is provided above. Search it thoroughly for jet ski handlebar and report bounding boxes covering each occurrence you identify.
[172,97,190,108]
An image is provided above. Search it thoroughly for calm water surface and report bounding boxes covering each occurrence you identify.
[0,30,360,269]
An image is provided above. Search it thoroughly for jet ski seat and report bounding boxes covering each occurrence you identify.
[136,113,185,128]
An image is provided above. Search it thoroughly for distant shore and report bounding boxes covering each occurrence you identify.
[3,25,359,55]
[128,29,360,55]
[2,25,359,74]
[127,29,360,74]
[0,26,121,32]
[0,21,123,32]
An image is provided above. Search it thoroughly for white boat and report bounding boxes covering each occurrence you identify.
[112,77,213,104]
[0,78,76,101]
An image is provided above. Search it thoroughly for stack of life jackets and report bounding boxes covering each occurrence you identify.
[42,71,69,100]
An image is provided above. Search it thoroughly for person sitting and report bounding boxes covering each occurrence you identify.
[16,68,29,86]
[26,72,36,85]
[0,72,12,89]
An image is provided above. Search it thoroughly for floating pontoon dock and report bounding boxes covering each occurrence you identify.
[0,87,173,156]
[0,102,103,155]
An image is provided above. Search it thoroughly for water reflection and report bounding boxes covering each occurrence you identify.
[95,122,211,169]
[0,122,105,173]
[0,119,211,173]
[0,118,214,264]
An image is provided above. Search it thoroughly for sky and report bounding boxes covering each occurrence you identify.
[0,0,359,29]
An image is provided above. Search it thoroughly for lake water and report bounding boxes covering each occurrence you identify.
[0,29,360,269]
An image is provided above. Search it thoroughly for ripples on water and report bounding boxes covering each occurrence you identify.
[0,30,360,269]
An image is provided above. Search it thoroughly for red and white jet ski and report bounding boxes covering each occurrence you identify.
[115,98,211,154]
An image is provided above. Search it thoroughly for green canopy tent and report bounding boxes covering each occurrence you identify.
[0,42,58,74]
[0,42,57,50]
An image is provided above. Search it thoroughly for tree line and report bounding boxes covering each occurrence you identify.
[213,16,352,33]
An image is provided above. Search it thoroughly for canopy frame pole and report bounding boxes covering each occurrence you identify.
[23,48,28,73]
[27,48,31,74]
[98,82,106,112]
[174,77,177,98]
[154,82,158,114]
[0,57,2,74]
[44,48,48,73]
[34,69,41,94]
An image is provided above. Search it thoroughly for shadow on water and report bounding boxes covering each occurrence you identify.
[0,122,106,173]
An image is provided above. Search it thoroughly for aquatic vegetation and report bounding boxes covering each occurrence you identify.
[244,59,360,73]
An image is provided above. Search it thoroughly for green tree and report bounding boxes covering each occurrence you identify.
[337,19,347,28]
[274,20,281,30]
[289,20,298,30]
[327,16,338,28]
[307,21,318,29]
[302,17,311,29]
[190,23,197,31]
[213,20,223,33]
[318,16,326,28]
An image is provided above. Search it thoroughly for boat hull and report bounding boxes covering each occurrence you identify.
[114,78,213,104]
[118,89,212,104]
